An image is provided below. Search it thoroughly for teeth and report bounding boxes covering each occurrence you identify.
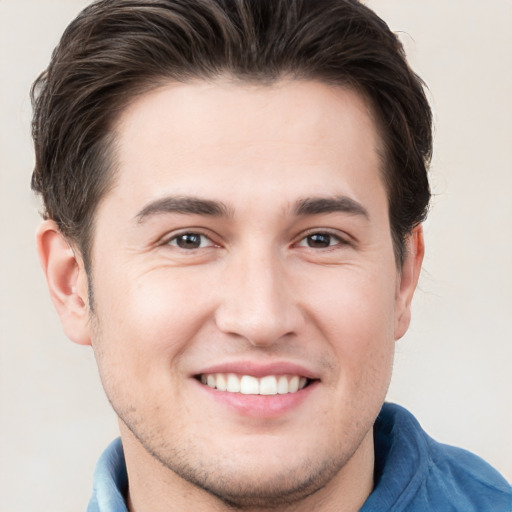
[227,373,241,393]
[216,373,227,391]
[289,375,299,393]
[277,375,289,394]
[260,376,277,395]
[200,373,309,395]
[240,375,259,394]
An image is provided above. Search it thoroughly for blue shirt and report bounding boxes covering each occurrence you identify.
[87,403,512,511]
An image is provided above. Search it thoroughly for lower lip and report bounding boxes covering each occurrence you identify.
[195,379,318,418]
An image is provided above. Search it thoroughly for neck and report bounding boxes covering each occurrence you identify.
[121,424,374,512]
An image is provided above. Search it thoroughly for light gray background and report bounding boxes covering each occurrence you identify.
[1,1,511,510]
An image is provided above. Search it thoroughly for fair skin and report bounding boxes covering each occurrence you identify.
[37,80,423,512]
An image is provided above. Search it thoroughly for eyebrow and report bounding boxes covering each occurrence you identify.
[135,194,369,223]
[293,196,370,219]
[136,196,232,223]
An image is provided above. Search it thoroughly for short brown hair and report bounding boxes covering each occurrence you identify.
[31,0,432,269]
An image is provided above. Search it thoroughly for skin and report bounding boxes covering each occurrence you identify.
[38,79,424,512]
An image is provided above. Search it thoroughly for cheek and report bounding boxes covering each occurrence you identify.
[96,264,208,337]
[90,267,213,394]
[303,266,397,378]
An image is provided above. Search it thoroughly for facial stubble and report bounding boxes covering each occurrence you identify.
[87,284,374,510]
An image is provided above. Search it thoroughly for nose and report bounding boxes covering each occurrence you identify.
[214,249,304,347]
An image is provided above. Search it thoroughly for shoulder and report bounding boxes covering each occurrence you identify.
[364,403,512,512]
[422,433,512,511]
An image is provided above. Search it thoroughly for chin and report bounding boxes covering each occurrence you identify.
[162,452,347,509]
[125,419,359,509]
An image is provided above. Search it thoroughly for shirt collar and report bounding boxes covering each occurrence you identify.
[87,437,128,512]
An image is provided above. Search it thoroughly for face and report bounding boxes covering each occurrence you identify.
[72,80,420,507]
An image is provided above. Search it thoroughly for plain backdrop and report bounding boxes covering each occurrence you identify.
[1,1,511,510]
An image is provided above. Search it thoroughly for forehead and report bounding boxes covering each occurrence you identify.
[105,79,386,218]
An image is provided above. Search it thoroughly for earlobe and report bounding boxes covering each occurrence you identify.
[36,220,92,346]
[394,225,425,340]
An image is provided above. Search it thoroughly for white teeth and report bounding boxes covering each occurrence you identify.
[216,373,227,391]
[277,375,289,394]
[200,373,309,395]
[240,375,259,394]
[259,375,277,395]
[289,375,299,393]
[227,373,241,393]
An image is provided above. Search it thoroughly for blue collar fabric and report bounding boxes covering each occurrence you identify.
[87,438,128,512]
[361,403,511,511]
[87,403,512,512]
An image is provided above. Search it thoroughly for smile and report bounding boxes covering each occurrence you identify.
[199,373,310,395]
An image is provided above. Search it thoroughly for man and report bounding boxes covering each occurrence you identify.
[31,0,511,510]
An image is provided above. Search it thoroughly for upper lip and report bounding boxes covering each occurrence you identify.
[194,361,320,380]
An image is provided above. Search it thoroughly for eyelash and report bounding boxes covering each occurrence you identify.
[295,231,349,249]
[164,230,349,251]
[166,232,216,250]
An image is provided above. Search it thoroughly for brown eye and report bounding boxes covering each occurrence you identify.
[297,232,345,249]
[306,233,334,248]
[169,233,211,249]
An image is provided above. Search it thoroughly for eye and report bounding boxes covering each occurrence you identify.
[168,232,215,250]
[297,232,345,249]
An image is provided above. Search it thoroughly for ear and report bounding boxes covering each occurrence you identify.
[394,224,425,340]
[36,220,92,346]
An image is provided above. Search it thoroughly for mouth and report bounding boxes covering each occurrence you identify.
[196,373,313,395]
[193,363,320,417]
